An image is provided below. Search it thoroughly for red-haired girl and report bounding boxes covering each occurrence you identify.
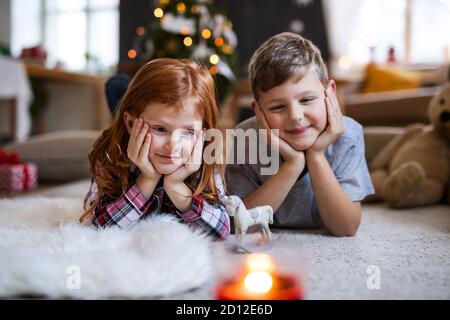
[82,58,230,240]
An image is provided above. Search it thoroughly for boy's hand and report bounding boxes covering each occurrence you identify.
[127,117,161,182]
[308,88,344,155]
[164,129,205,185]
[255,105,305,171]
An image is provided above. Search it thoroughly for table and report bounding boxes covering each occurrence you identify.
[0,57,33,142]
[25,64,110,133]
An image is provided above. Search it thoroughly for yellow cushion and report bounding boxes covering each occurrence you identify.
[361,63,422,93]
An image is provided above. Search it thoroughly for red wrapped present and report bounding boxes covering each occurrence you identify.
[0,149,38,193]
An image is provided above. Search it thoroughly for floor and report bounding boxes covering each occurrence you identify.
[174,203,450,300]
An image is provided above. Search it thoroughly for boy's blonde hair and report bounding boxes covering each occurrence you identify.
[248,32,328,101]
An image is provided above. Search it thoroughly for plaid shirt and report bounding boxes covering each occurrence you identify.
[84,168,230,240]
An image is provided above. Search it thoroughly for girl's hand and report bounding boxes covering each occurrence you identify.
[164,129,205,185]
[127,117,161,182]
[307,88,344,156]
[255,104,305,169]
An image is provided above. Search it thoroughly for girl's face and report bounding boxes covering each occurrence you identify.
[125,102,203,175]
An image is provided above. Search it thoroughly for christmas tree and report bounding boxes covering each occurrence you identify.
[133,0,239,100]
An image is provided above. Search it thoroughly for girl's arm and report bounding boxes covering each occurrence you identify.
[86,178,161,229]
[89,117,163,228]
[163,130,230,240]
[164,178,231,241]
[180,193,231,241]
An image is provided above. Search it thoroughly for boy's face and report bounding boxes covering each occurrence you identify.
[254,69,333,151]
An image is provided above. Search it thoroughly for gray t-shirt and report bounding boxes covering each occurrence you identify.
[225,116,375,228]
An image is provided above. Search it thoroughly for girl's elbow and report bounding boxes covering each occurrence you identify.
[214,227,230,241]
[222,224,232,240]
[215,216,231,241]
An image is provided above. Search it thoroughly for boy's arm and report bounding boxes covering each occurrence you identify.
[243,162,303,211]
[243,105,305,211]
[306,152,361,236]
[306,87,360,236]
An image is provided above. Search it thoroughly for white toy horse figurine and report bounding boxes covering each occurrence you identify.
[224,195,274,242]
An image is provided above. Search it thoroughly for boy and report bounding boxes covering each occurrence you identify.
[225,32,374,237]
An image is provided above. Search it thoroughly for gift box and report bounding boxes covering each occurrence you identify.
[0,150,38,193]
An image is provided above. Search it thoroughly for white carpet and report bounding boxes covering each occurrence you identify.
[1,179,449,299]
[177,204,450,300]
[0,196,213,299]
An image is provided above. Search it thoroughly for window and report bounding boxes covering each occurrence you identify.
[348,0,406,64]
[11,0,42,57]
[11,0,119,72]
[411,0,450,63]
[323,0,450,71]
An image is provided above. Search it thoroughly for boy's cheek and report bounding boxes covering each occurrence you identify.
[264,114,284,130]
[315,115,327,133]
[311,104,328,131]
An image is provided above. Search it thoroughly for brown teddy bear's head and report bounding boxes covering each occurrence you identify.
[429,80,450,140]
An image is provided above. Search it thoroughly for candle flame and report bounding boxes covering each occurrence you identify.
[244,271,273,294]
[244,253,276,273]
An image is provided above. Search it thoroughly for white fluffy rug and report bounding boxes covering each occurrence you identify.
[0,197,213,299]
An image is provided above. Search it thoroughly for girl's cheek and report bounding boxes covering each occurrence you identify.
[180,139,195,158]
[149,135,165,154]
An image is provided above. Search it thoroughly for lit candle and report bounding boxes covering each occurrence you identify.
[215,253,303,300]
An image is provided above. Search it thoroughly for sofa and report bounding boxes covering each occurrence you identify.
[341,63,448,127]
[3,130,101,184]
[344,86,438,127]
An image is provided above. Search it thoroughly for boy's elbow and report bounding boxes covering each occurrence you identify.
[330,224,359,237]
[329,213,361,237]
[347,223,360,237]
[341,204,362,237]
[333,224,359,237]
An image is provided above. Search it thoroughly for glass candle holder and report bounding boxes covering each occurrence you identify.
[214,252,305,300]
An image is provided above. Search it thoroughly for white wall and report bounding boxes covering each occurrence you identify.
[0,0,11,46]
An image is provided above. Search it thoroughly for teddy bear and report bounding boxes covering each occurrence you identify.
[368,76,450,208]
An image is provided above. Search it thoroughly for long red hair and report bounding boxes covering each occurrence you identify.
[88,58,224,205]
